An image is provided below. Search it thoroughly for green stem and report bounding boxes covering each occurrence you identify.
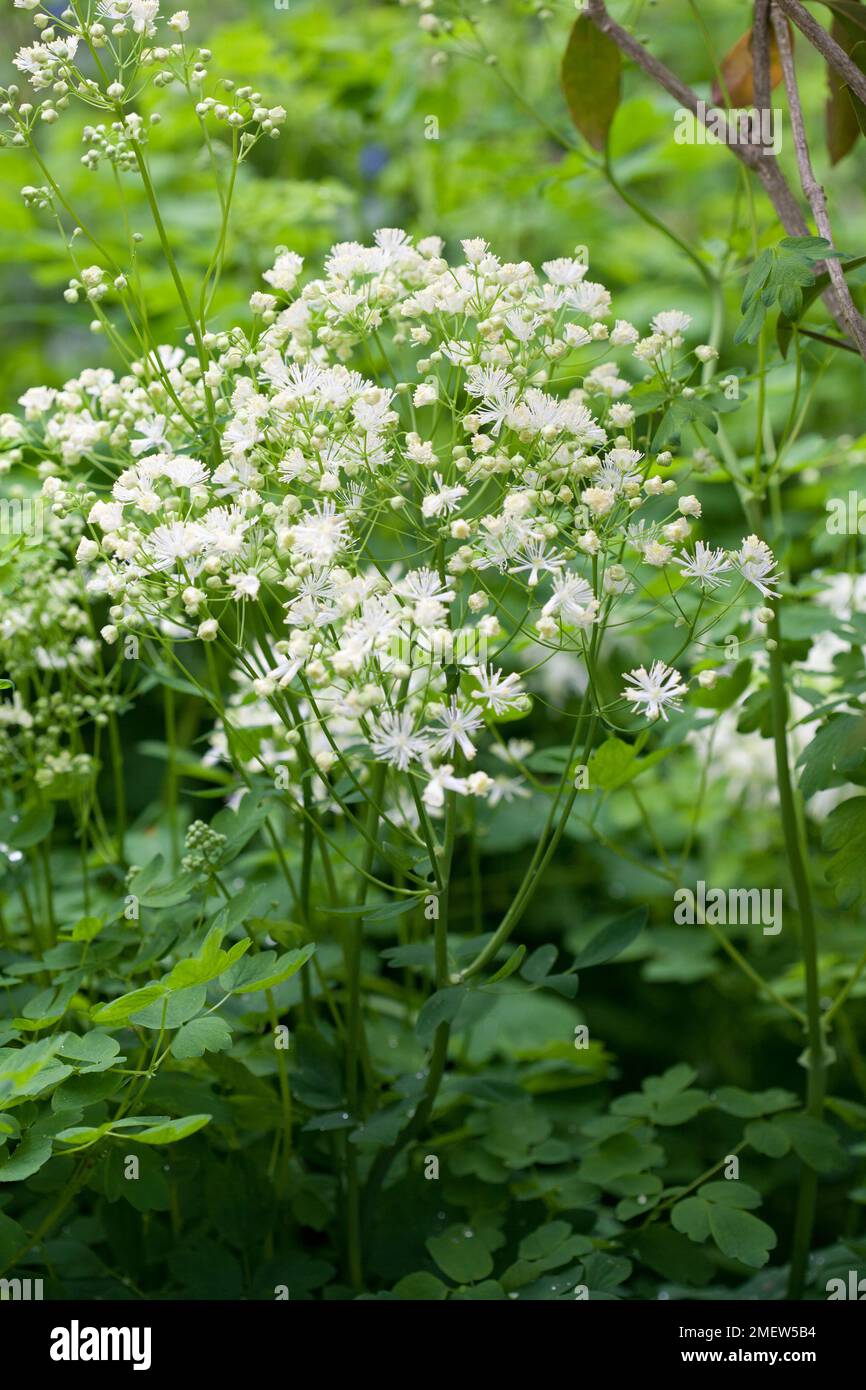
[741,499,825,1299]
[362,785,458,1216]
[345,761,387,1290]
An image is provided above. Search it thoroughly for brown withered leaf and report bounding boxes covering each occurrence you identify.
[711,25,785,108]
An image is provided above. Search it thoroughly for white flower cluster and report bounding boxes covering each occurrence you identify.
[12,229,780,816]
[2,1,285,156]
[0,503,108,793]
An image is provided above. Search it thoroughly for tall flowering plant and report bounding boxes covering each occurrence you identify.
[0,1,820,1302]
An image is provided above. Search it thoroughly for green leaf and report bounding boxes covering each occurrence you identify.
[577,1131,665,1188]
[393,1271,450,1300]
[823,797,866,906]
[426,1226,494,1284]
[698,1180,762,1209]
[128,1113,212,1145]
[635,1226,715,1285]
[135,872,198,908]
[515,942,579,998]
[68,915,105,943]
[707,1204,777,1269]
[776,1113,846,1173]
[415,986,465,1046]
[777,253,866,355]
[673,1187,777,1268]
[9,805,55,849]
[170,1016,233,1060]
[714,1085,798,1117]
[572,907,647,969]
[745,1119,792,1157]
[131,984,207,1030]
[54,1121,114,1150]
[163,926,251,990]
[486,943,526,985]
[798,714,866,797]
[0,1037,71,1105]
[590,736,671,791]
[652,395,719,449]
[519,944,557,984]
[518,1220,574,1262]
[0,1132,53,1181]
[561,16,621,152]
[349,1101,414,1149]
[56,1032,122,1073]
[225,942,315,994]
[737,236,844,344]
[581,1251,632,1293]
[671,1196,711,1243]
[90,983,168,1026]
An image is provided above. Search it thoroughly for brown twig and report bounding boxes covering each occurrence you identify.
[583,0,865,358]
[752,0,773,129]
[775,0,866,107]
[584,0,808,234]
[771,6,866,356]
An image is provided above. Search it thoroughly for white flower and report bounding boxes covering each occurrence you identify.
[76,538,100,564]
[542,257,588,287]
[421,473,467,518]
[98,1,159,34]
[542,573,597,627]
[228,572,261,602]
[369,711,430,771]
[466,771,493,796]
[622,660,688,722]
[413,382,438,407]
[487,774,531,806]
[578,529,600,555]
[511,539,564,587]
[461,237,489,265]
[431,698,484,759]
[651,310,692,340]
[422,763,468,811]
[663,518,691,544]
[644,541,673,567]
[263,249,304,292]
[293,501,350,565]
[678,495,702,517]
[568,281,611,320]
[146,520,205,570]
[610,320,639,346]
[165,455,208,489]
[734,535,781,598]
[18,386,56,418]
[470,664,525,715]
[673,541,732,590]
[131,414,169,457]
[583,486,616,517]
[609,403,634,427]
[250,291,277,315]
